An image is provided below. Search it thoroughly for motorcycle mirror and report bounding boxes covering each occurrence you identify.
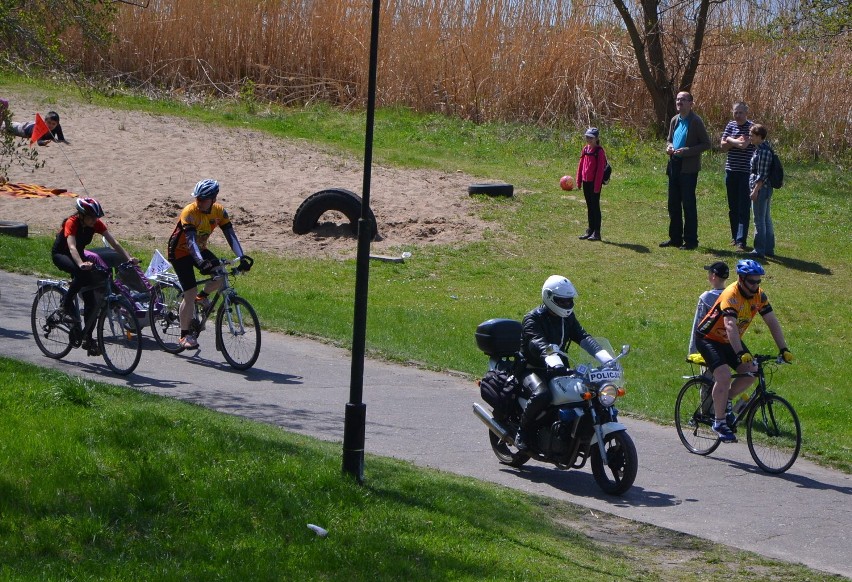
[621,345,630,356]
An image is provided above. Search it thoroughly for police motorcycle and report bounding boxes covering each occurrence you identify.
[472,318,637,495]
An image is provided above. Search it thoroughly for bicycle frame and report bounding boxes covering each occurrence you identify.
[189,262,241,334]
[676,353,798,473]
[36,268,118,342]
[33,263,143,375]
[728,355,786,428]
[148,257,260,369]
[684,354,780,420]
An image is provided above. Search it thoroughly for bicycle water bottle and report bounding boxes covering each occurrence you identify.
[733,393,750,414]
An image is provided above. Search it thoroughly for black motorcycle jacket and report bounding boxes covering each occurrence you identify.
[521,305,602,370]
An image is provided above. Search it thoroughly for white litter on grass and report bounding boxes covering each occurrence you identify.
[401,252,412,259]
[307,523,328,538]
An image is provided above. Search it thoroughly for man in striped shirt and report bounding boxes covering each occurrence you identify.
[720,102,755,251]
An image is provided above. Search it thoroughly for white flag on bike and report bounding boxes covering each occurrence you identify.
[145,249,172,278]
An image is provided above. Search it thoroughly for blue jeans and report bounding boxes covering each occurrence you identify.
[667,157,699,247]
[725,170,750,244]
[752,185,775,256]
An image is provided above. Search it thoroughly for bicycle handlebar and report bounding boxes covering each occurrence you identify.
[753,354,790,366]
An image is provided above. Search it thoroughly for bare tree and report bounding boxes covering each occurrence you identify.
[607,0,849,136]
[609,0,719,136]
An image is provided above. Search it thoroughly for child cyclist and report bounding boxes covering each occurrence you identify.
[52,197,137,355]
[167,179,252,350]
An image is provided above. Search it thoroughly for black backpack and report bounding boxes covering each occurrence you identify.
[768,150,784,189]
[595,148,612,185]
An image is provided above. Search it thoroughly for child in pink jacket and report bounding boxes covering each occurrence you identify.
[576,127,608,241]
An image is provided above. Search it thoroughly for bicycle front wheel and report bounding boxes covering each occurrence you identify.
[99,297,142,375]
[216,295,261,370]
[31,284,73,359]
[674,377,721,455]
[148,282,184,354]
[746,394,801,474]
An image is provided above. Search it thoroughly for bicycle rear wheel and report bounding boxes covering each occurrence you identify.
[674,377,721,455]
[746,394,801,474]
[31,284,73,359]
[216,295,261,370]
[148,282,184,354]
[99,297,142,375]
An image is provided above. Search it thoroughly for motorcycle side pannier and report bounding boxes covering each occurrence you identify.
[479,369,519,416]
[475,318,522,357]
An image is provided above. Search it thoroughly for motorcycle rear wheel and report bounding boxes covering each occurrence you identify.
[488,431,530,467]
[591,430,638,495]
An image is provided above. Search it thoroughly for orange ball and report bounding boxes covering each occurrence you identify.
[560,175,575,191]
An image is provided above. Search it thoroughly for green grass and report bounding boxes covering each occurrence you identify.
[1,75,850,474]
[0,356,844,581]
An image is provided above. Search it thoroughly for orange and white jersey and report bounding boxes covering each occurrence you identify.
[696,282,772,344]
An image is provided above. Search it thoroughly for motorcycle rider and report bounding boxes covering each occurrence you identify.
[694,259,794,442]
[515,275,614,451]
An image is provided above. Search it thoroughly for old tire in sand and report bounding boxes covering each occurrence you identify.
[293,188,378,239]
[468,183,514,197]
[0,221,28,238]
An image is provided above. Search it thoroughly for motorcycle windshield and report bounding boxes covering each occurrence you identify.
[567,337,616,367]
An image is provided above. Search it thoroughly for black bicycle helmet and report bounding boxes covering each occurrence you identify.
[76,197,104,218]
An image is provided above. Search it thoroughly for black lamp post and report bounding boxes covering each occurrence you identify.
[342,0,382,484]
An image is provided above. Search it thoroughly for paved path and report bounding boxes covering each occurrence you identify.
[1,269,850,578]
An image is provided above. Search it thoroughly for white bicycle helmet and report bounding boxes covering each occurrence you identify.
[192,179,220,200]
[542,275,577,317]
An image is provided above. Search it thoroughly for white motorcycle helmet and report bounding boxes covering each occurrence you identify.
[542,275,577,318]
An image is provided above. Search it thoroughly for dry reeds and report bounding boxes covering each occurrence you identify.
[65,0,850,153]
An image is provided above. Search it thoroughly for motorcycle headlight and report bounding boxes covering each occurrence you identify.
[598,384,619,407]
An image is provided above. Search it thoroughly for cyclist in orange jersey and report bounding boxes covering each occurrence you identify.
[694,259,793,442]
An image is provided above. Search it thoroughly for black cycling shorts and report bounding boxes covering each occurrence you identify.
[172,249,217,293]
[696,337,748,372]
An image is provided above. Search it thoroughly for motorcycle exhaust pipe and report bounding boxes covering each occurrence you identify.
[472,403,513,443]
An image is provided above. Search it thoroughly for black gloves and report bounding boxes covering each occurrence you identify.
[238,255,254,272]
[198,259,215,275]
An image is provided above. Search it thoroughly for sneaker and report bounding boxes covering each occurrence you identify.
[587,233,601,241]
[59,308,79,326]
[712,421,737,443]
[578,231,592,240]
[179,334,199,349]
[725,400,737,430]
[81,338,101,357]
[195,295,213,312]
[735,243,746,252]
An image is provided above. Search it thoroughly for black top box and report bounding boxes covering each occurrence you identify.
[475,318,522,357]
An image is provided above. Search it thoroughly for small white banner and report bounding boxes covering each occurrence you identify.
[589,369,623,383]
[145,249,173,278]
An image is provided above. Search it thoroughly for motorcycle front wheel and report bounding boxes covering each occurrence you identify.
[591,430,638,495]
[488,431,530,468]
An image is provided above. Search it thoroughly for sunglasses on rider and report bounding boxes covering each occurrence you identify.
[553,296,574,309]
[744,278,762,286]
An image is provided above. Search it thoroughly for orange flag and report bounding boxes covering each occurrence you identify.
[30,113,51,145]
